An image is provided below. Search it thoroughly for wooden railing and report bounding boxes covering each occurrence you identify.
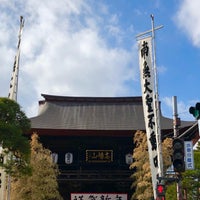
[58,169,132,182]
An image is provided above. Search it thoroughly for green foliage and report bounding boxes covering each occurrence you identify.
[165,183,177,200]
[0,97,31,176]
[11,133,63,200]
[0,98,30,133]
[181,150,200,199]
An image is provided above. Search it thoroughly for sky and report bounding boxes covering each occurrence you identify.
[0,0,200,121]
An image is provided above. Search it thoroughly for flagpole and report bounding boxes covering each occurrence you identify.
[8,16,24,101]
[150,14,163,179]
[6,16,25,200]
[137,15,164,199]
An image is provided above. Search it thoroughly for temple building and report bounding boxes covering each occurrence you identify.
[30,94,199,200]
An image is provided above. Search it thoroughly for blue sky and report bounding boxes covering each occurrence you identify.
[0,0,199,121]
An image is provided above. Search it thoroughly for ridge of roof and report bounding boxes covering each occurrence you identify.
[40,94,143,104]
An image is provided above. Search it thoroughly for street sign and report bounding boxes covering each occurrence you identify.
[184,141,194,170]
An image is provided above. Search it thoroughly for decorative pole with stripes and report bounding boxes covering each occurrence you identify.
[8,16,25,101]
[0,16,25,200]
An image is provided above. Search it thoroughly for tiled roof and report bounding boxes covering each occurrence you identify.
[30,94,193,131]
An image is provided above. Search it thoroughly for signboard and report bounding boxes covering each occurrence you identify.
[184,141,194,170]
[86,150,113,163]
[138,37,159,197]
[71,193,127,200]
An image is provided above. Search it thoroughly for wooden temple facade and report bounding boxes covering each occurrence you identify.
[30,94,199,200]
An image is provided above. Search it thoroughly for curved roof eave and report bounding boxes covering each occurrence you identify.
[30,94,195,131]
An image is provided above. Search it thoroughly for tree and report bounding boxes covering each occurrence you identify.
[165,183,177,200]
[0,97,31,175]
[162,137,173,172]
[130,130,173,200]
[10,133,63,200]
[130,130,153,200]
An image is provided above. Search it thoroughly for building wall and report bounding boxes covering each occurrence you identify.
[38,133,134,199]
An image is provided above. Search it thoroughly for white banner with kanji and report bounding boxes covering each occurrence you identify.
[138,36,159,198]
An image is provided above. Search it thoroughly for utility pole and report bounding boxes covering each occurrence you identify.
[172,96,183,200]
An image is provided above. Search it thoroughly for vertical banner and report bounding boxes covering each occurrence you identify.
[138,37,159,198]
[184,141,194,170]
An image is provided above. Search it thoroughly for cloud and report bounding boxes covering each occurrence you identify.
[161,96,198,121]
[157,65,167,74]
[175,0,200,47]
[0,0,138,117]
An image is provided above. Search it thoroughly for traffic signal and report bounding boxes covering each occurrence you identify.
[156,183,165,198]
[173,138,185,172]
[189,102,200,120]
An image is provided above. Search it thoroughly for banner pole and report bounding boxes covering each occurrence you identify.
[151,14,163,178]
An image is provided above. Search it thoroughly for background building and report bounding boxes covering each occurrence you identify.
[30,94,199,200]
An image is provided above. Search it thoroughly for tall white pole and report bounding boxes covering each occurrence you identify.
[8,16,24,101]
[6,16,25,200]
[150,14,163,179]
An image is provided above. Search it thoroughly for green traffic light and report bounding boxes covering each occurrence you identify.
[189,103,200,120]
